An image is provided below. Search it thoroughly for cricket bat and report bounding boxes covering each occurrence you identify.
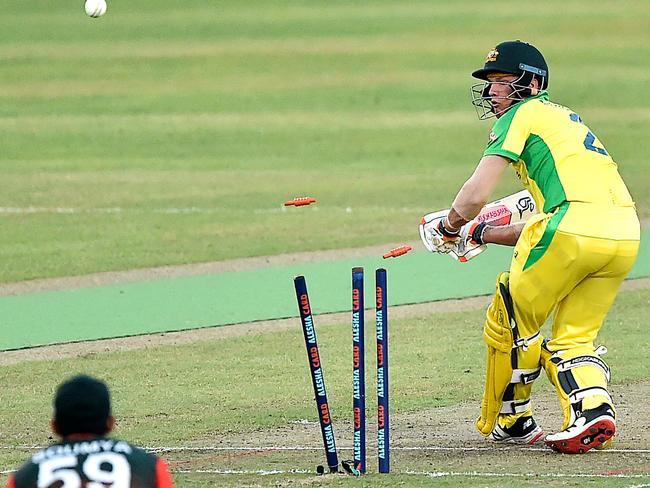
[419,189,537,262]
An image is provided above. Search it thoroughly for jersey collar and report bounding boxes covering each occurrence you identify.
[510,90,549,111]
[529,90,549,101]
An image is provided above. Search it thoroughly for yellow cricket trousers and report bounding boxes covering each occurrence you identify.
[504,203,639,428]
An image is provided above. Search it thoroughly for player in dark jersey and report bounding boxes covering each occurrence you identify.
[7,375,174,488]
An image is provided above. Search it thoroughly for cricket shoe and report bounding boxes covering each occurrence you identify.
[544,404,616,454]
[489,416,544,445]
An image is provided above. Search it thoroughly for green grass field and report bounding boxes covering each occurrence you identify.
[1,0,649,282]
[2,288,650,486]
[2,1,650,486]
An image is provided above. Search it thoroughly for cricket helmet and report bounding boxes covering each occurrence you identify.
[470,40,549,119]
[472,40,549,88]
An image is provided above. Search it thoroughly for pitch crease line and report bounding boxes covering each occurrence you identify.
[407,470,650,479]
[173,469,650,479]
[3,467,649,479]
[5,445,650,453]
[143,445,650,454]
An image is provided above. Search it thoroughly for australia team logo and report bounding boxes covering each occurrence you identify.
[485,48,499,62]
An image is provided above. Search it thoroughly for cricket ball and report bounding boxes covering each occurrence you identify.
[84,0,107,18]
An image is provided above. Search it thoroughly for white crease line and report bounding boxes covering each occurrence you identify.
[138,445,650,454]
[174,469,310,475]
[407,470,650,479]
[3,467,649,479]
[4,445,650,453]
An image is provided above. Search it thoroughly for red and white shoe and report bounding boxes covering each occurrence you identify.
[544,404,616,454]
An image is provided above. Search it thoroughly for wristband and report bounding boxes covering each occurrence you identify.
[471,222,489,245]
[438,218,460,238]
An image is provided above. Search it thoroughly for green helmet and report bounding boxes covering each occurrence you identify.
[472,40,548,88]
[470,40,548,119]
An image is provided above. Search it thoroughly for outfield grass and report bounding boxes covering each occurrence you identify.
[1,287,650,486]
[1,1,649,282]
[2,2,649,486]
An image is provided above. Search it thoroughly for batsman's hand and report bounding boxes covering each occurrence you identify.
[419,212,460,254]
[436,217,462,250]
[449,221,489,262]
[420,210,490,262]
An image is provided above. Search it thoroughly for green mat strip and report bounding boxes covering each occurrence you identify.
[1,234,648,351]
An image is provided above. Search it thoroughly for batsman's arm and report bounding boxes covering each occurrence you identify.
[446,155,511,229]
[482,222,525,246]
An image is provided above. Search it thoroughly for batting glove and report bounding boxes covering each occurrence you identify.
[427,218,459,253]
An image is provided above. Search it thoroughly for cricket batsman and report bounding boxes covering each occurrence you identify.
[425,40,640,453]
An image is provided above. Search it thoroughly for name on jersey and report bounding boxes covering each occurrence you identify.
[32,440,133,463]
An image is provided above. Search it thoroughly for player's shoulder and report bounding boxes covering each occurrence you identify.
[11,456,40,488]
[512,95,549,119]
[98,438,159,464]
[522,95,573,119]
[11,443,66,488]
[507,93,569,130]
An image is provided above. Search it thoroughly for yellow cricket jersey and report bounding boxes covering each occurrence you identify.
[483,91,639,241]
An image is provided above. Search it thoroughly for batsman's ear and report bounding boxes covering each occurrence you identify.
[106,416,115,433]
[51,419,61,436]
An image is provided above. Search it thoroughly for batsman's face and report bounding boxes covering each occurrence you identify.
[486,74,519,117]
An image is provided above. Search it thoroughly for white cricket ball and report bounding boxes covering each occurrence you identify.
[84,0,107,18]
